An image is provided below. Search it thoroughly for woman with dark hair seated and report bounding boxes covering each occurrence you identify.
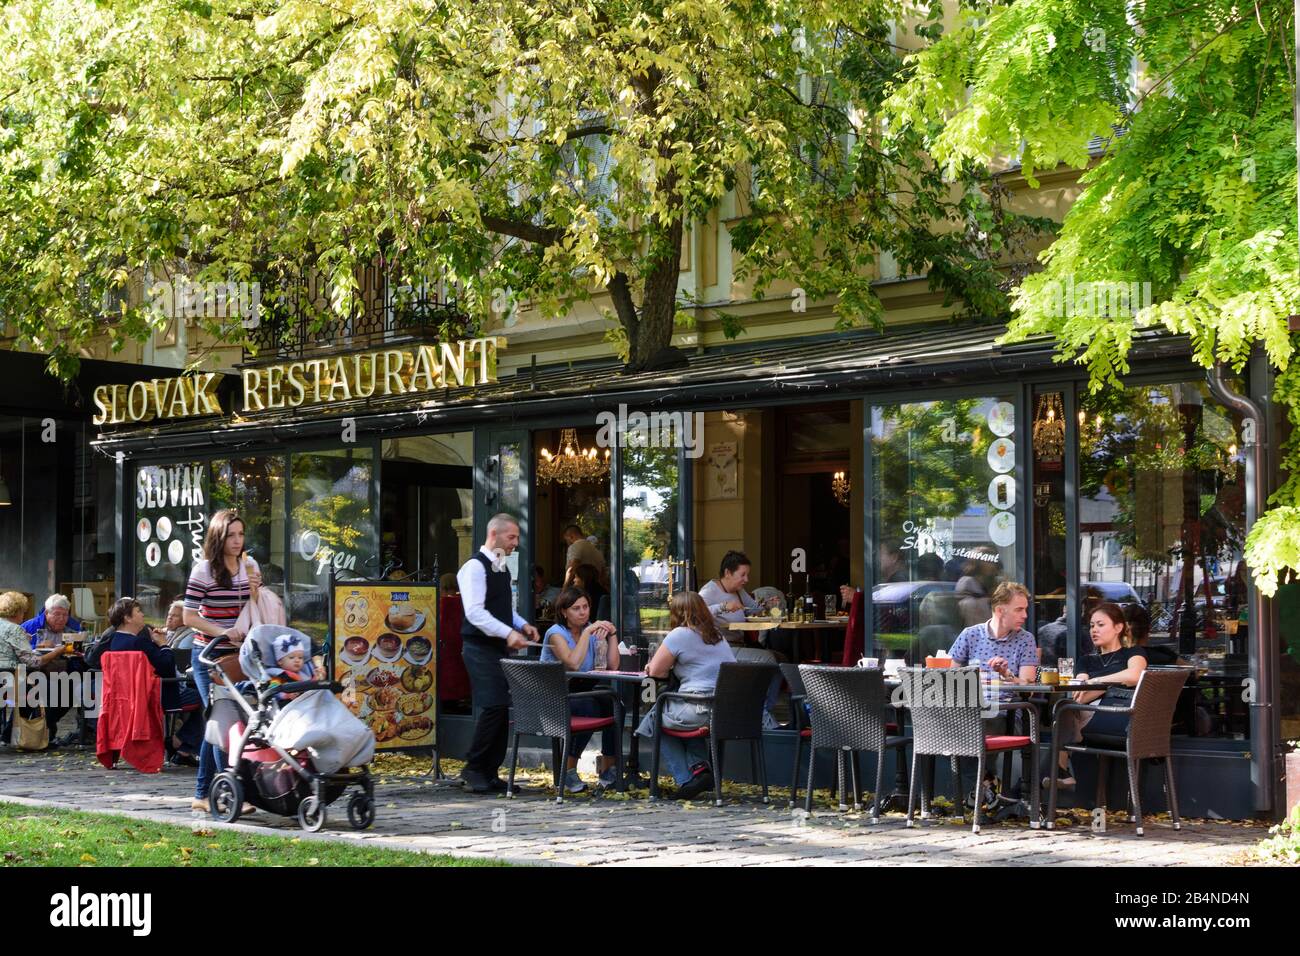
[1046,602,1148,789]
[539,587,620,793]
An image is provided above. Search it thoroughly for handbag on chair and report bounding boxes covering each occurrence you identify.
[13,704,49,751]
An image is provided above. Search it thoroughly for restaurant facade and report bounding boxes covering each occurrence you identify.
[90,309,1298,822]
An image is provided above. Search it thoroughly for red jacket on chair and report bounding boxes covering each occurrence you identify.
[438,595,472,701]
[96,651,165,773]
[840,589,866,667]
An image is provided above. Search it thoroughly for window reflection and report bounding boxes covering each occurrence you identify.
[870,397,1018,662]
[1078,382,1246,738]
[289,449,375,642]
[622,444,678,645]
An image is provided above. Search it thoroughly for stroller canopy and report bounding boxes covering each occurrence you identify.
[241,624,316,682]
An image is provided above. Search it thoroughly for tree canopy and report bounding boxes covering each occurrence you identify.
[0,0,1047,373]
[886,0,1300,593]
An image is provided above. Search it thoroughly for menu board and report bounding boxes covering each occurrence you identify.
[332,581,437,752]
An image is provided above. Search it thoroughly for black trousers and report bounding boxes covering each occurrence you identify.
[461,639,510,779]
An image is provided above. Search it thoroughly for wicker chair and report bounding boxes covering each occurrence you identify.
[648,662,777,806]
[797,665,909,821]
[898,667,1039,834]
[1046,667,1189,836]
[500,660,624,804]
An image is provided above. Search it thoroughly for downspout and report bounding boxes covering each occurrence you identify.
[1206,362,1278,815]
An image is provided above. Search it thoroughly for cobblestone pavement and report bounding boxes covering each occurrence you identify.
[0,748,1266,866]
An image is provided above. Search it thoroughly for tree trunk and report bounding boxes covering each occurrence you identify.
[608,202,688,373]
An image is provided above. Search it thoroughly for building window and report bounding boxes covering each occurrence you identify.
[288,448,376,641]
[1077,381,1246,738]
[133,459,213,622]
[869,396,1020,661]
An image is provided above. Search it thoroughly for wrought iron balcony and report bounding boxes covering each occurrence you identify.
[241,261,475,364]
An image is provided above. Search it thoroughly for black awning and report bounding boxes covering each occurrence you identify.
[91,322,1193,455]
[0,350,181,420]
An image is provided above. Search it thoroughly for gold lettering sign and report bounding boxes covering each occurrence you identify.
[240,336,504,413]
[93,373,224,426]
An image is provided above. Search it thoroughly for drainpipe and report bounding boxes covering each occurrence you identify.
[1206,362,1278,815]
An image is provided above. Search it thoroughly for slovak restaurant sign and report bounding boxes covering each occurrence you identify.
[92,335,503,426]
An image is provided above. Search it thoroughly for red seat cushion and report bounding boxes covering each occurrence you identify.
[570,716,615,733]
[984,735,1032,752]
[663,726,710,739]
[800,728,812,738]
[885,723,900,734]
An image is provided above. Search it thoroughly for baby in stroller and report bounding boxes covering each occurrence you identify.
[197,624,376,832]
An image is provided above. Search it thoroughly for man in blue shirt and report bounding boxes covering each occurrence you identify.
[948,581,1038,684]
[22,594,83,647]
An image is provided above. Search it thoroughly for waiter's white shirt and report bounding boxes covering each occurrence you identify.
[458,546,529,640]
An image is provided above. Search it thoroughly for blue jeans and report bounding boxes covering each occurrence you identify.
[657,735,710,785]
[192,657,222,800]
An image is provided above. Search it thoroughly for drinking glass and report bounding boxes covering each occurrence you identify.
[824,595,837,620]
[1058,657,1074,682]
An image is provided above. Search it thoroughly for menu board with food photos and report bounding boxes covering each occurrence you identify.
[331,581,437,752]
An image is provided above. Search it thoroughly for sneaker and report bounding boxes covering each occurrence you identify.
[1043,774,1076,790]
[673,762,715,801]
[563,769,587,794]
[596,766,620,790]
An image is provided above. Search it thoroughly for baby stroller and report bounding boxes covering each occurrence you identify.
[197,624,376,832]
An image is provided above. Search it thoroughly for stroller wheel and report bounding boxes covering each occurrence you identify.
[347,792,376,830]
[210,773,243,824]
[298,796,326,833]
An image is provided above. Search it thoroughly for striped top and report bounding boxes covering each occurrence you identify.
[184,556,259,647]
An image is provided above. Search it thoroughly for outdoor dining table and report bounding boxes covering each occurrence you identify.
[880,674,1113,822]
[727,618,846,663]
[567,669,659,787]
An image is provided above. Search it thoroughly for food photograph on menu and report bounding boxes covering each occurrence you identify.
[332,584,437,751]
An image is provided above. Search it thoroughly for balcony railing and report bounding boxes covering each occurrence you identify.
[242,261,475,364]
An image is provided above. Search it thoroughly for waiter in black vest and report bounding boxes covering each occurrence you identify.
[457,512,540,793]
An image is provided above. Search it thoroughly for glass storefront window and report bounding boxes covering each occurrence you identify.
[1032,392,1069,664]
[210,456,288,607]
[1078,381,1246,738]
[288,448,375,641]
[870,396,1019,661]
[133,460,213,623]
[621,444,679,645]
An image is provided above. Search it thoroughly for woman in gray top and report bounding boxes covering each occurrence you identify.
[636,591,736,800]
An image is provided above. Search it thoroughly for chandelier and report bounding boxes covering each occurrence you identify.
[538,428,610,486]
[831,470,851,507]
[1033,394,1065,461]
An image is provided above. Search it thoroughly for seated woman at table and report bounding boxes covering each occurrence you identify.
[635,590,737,800]
[540,587,620,793]
[1047,602,1148,789]
[0,591,72,745]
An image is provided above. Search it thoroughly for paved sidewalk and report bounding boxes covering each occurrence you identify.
[0,748,1265,866]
